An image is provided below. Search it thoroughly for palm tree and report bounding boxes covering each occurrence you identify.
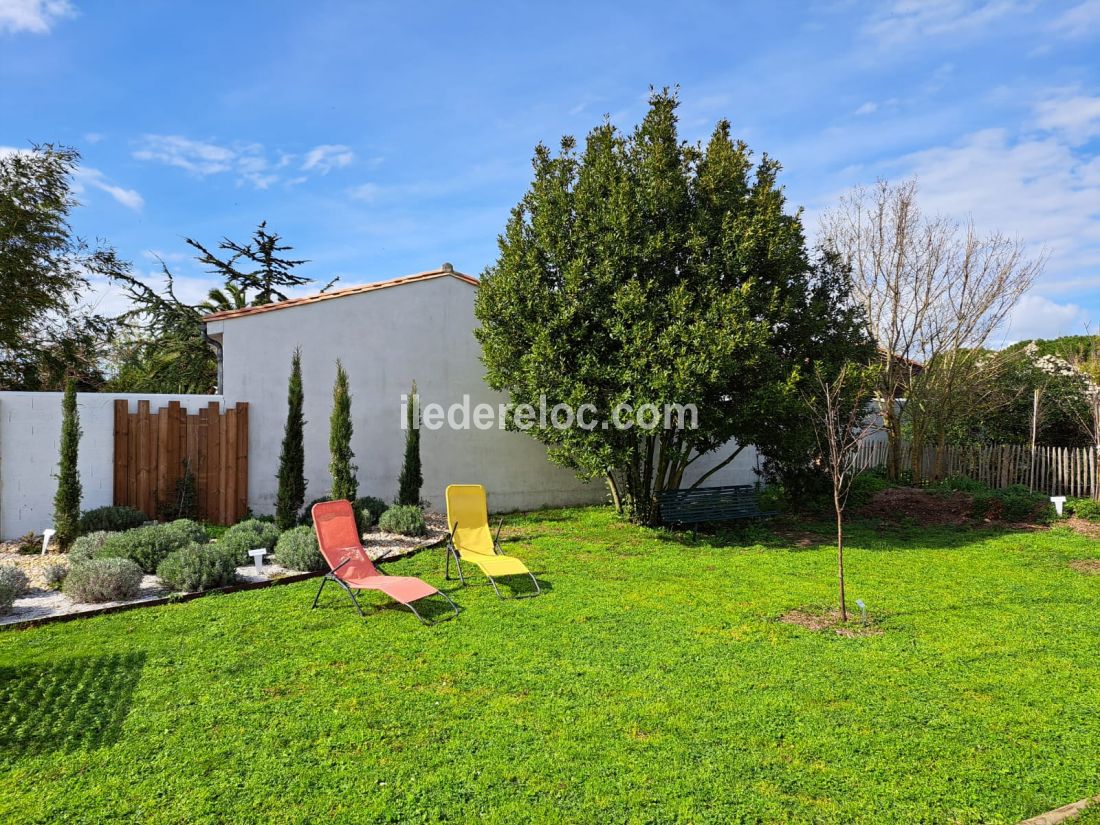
[199,283,249,314]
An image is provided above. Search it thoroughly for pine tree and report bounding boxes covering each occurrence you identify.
[275,348,307,528]
[397,380,423,506]
[53,378,82,549]
[329,360,357,501]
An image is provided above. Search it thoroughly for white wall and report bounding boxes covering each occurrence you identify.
[211,276,606,515]
[0,393,223,539]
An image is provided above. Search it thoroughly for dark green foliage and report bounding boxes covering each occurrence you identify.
[275,348,307,529]
[219,519,280,565]
[96,523,202,574]
[156,544,237,591]
[78,505,147,534]
[397,381,423,506]
[378,505,427,537]
[934,478,1053,524]
[109,222,316,394]
[70,531,114,562]
[62,557,143,603]
[1067,498,1100,521]
[0,145,127,390]
[273,526,327,572]
[474,89,871,523]
[159,459,198,521]
[52,380,81,549]
[356,496,388,523]
[329,360,358,502]
[13,533,41,555]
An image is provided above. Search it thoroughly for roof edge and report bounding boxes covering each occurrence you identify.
[202,267,478,322]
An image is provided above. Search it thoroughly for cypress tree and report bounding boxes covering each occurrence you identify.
[329,359,358,501]
[397,380,423,506]
[275,348,307,528]
[53,378,82,549]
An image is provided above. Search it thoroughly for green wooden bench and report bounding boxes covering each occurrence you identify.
[657,484,776,528]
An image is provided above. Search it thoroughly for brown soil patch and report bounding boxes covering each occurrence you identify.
[772,528,828,548]
[856,487,972,526]
[1064,517,1100,540]
[778,607,883,637]
[1069,559,1100,575]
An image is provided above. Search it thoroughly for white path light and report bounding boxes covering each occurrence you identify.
[41,529,56,555]
[248,548,267,574]
[1051,496,1067,517]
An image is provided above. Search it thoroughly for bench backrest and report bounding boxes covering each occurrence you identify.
[657,484,761,524]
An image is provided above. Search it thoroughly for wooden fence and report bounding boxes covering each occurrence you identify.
[113,400,249,525]
[854,439,1098,498]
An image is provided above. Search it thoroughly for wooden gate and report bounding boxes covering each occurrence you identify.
[113,400,249,525]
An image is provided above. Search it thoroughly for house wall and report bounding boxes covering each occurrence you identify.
[211,276,602,514]
[0,393,224,540]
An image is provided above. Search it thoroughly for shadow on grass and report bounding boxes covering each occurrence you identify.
[649,516,1042,553]
[0,652,146,757]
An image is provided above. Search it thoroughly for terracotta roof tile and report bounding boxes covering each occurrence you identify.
[202,267,478,322]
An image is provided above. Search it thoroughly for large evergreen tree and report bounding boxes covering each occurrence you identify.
[275,348,307,528]
[397,381,423,506]
[329,360,358,501]
[53,379,82,549]
[475,89,871,523]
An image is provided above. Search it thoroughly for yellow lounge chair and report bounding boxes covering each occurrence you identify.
[445,484,541,598]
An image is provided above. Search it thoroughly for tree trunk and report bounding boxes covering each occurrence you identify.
[835,496,847,622]
[605,470,623,514]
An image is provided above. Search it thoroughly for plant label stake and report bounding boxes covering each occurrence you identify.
[248,548,267,574]
[856,599,867,626]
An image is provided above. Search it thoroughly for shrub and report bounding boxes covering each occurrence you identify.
[378,505,427,537]
[41,561,68,591]
[0,564,29,596]
[356,496,388,524]
[329,360,358,501]
[273,526,327,572]
[53,379,81,549]
[14,532,42,555]
[70,530,115,562]
[970,484,1052,524]
[276,348,307,530]
[164,519,209,544]
[78,505,148,534]
[157,544,237,591]
[63,558,143,603]
[219,519,280,565]
[1068,498,1100,521]
[0,582,18,614]
[397,380,423,506]
[97,523,196,574]
[847,470,893,508]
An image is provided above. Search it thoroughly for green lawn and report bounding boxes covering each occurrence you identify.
[2,508,1099,824]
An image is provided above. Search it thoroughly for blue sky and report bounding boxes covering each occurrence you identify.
[1,0,1098,342]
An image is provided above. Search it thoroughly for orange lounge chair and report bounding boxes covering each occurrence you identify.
[445,484,541,598]
[311,499,457,625]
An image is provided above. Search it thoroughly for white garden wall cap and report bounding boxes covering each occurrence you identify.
[201,266,478,322]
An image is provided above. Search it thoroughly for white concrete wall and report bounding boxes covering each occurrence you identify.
[0,393,224,540]
[212,276,605,515]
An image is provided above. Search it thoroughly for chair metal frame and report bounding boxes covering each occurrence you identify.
[444,519,541,599]
[312,556,459,625]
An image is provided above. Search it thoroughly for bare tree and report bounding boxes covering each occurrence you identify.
[820,179,1043,482]
[803,362,880,622]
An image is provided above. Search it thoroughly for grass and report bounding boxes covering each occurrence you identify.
[1,507,1098,824]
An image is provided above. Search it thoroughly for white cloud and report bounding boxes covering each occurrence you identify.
[1033,91,1100,145]
[348,182,380,201]
[1003,294,1093,342]
[73,167,143,210]
[0,0,75,34]
[134,136,355,188]
[302,144,354,174]
[1049,0,1100,37]
[885,124,1100,291]
[854,101,878,115]
[862,0,1031,47]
